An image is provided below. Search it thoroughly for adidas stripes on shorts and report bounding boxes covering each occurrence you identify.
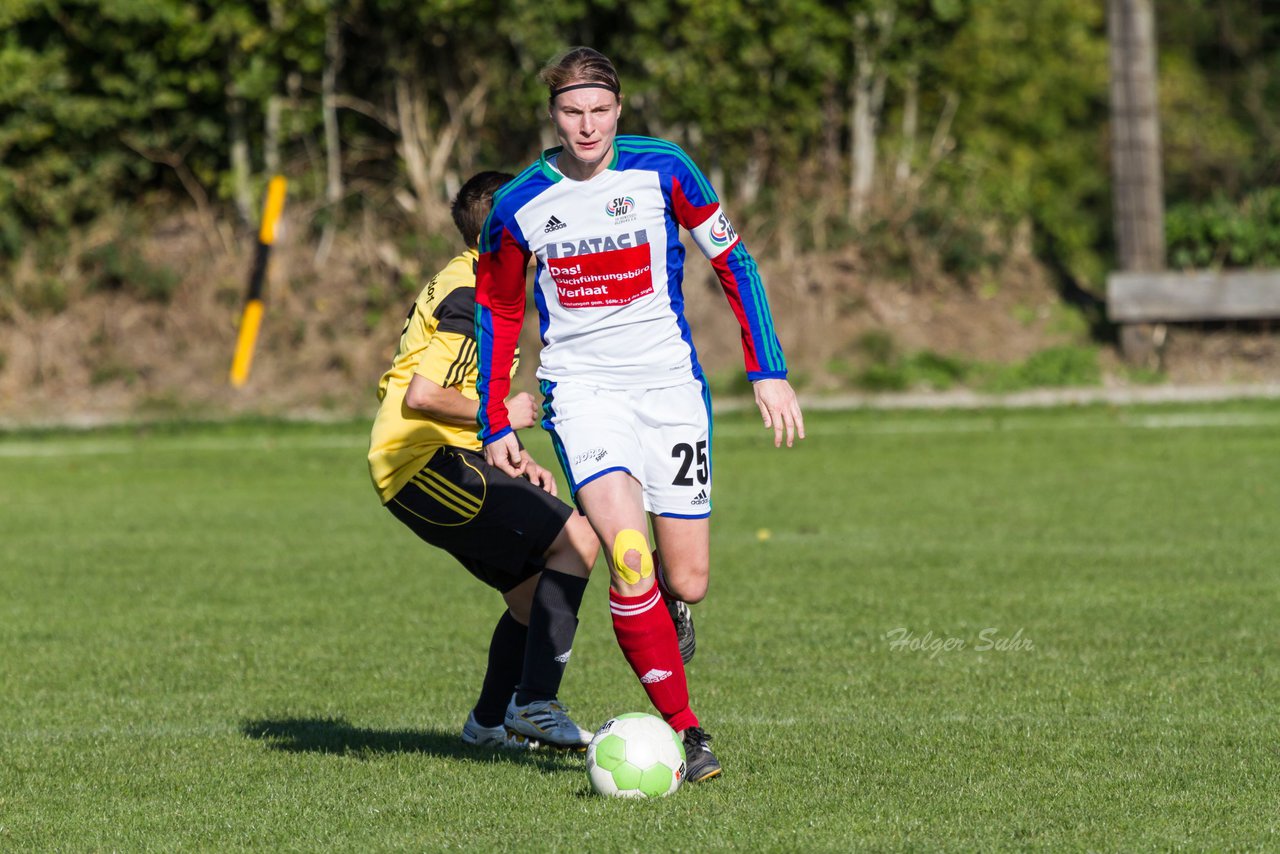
[386,445,574,593]
[541,378,712,518]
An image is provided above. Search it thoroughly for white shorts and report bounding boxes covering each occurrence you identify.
[541,378,712,518]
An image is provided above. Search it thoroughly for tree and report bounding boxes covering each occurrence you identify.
[936,0,1111,283]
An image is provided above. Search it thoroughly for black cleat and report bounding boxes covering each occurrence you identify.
[681,726,722,782]
[668,598,696,664]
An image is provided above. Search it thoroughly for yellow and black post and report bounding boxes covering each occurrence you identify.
[230,176,288,387]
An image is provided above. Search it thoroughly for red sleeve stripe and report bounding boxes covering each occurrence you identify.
[475,227,529,441]
[711,243,787,377]
[671,175,718,230]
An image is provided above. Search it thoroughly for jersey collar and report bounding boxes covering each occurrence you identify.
[539,143,620,183]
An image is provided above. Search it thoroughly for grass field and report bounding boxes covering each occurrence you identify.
[2,401,1278,851]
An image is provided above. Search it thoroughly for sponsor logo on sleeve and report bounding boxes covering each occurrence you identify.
[710,212,737,248]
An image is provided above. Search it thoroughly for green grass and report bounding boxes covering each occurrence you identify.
[2,403,1279,850]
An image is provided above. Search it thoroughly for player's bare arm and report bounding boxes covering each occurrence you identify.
[406,375,538,431]
[752,378,806,448]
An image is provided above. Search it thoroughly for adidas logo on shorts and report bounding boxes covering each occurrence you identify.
[640,668,672,684]
[555,649,573,664]
[544,215,568,233]
[690,489,709,506]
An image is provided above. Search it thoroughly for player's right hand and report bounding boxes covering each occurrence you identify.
[507,392,540,431]
[753,378,806,448]
[484,433,526,478]
[521,452,559,497]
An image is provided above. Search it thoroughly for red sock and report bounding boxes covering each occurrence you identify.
[610,586,699,732]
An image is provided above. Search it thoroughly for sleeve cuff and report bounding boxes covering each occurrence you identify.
[481,426,513,445]
[748,370,788,382]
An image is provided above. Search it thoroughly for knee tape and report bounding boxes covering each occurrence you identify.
[611,529,653,585]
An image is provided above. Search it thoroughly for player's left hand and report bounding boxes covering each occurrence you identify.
[507,392,540,431]
[752,378,806,448]
[521,451,558,496]
[485,433,526,477]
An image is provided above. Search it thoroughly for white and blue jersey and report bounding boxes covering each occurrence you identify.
[476,135,788,443]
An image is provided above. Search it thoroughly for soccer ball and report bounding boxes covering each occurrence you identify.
[586,713,686,798]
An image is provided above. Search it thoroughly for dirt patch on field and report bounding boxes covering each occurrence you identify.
[1,212,1278,426]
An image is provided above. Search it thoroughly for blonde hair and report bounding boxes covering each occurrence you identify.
[539,47,621,101]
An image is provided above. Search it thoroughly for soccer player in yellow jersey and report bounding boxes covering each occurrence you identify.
[369,171,600,750]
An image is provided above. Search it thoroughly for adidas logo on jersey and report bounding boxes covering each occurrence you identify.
[640,668,672,684]
[544,215,568,233]
[690,489,710,506]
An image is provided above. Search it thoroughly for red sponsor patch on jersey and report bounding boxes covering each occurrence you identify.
[547,243,654,308]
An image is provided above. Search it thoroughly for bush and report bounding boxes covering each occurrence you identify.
[908,204,1002,281]
[1166,187,1280,270]
[82,243,182,303]
[906,351,970,390]
[4,275,69,316]
[844,331,974,392]
[977,345,1100,392]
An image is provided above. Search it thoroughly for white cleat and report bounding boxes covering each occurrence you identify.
[461,712,539,750]
[504,698,592,751]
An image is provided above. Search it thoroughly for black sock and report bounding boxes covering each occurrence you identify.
[515,569,589,705]
[472,611,527,727]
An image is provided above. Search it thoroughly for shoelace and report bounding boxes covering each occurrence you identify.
[528,701,578,731]
[684,727,713,751]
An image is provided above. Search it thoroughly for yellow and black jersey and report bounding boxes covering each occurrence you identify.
[368,248,518,503]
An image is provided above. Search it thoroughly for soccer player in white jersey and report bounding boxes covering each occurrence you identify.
[475,47,805,782]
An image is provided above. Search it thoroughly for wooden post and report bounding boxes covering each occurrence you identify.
[230,177,288,388]
[1108,0,1166,364]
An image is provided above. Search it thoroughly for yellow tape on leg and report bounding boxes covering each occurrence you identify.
[611,529,653,585]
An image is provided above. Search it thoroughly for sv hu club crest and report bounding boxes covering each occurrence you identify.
[606,196,635,218]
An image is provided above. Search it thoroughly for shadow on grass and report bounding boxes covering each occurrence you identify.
[241,717,580,773]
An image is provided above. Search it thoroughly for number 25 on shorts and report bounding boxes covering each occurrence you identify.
[671,440,708,486]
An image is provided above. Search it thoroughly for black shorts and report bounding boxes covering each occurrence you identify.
[386,445,574,593]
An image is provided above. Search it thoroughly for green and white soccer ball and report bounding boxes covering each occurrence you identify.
[586,713,686,798]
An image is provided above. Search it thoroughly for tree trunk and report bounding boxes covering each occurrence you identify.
[927,91,959,166]
[849,29,873,225]
[393,67,437,227]
[264,96,281,176]
[264,0,284,177]
[316,9,344,265]
[895,64,918,187]
[1108,0,1166,365]
[227,89,254,229]
[848,6,895,225]
[815,80,842,251]
[392,50,489,231]
[431,57,490,208]
[738,129,769,208]
[1108,0,1165,272]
